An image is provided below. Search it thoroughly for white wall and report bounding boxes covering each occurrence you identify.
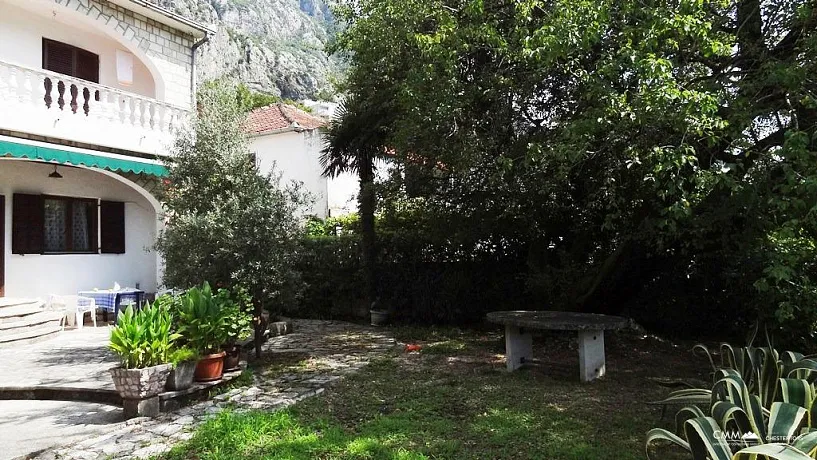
[0,159,159,300]
[0,1,156,98]
[250,130,329,218]
[327,172,359,217]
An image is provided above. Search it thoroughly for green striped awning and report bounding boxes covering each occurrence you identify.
[0,139,168,177]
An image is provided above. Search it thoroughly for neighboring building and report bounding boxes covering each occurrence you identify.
[0,0,212,299]
[247,103,357,218]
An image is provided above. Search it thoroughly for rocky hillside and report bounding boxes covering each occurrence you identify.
[152,0,342,100]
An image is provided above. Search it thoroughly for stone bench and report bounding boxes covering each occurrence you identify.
[487,311,628,382]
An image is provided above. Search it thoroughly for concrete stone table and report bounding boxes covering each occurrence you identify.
[487,311,628,382]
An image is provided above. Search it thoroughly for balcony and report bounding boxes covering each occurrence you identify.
[0,60,188,156]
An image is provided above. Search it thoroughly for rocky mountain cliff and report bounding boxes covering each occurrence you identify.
[152,0,341,100]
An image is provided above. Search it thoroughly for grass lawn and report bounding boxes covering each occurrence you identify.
[161,326,708,460]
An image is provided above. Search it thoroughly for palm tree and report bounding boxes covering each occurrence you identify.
[320,95,391,309]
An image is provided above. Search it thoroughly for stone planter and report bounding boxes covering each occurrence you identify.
[370,309,390,326]
[110,364,172,400]
[165,361,196,391]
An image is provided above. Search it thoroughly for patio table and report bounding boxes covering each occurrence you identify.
[77,288,145,322]
[487,310,628,382]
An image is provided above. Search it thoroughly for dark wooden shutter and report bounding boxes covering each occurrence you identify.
[12,194,44,255]
[75,49,99,83]
[100,201,125,254]
[42,39,99,83]
[43,39,74,76]
[86,200,99,253]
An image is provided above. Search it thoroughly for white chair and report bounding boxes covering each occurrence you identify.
[71,296,97,329]
[48,295,96,329]
[46,295,68,330]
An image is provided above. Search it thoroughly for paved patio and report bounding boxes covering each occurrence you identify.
[0,320,396,460]
[0,326,116,391]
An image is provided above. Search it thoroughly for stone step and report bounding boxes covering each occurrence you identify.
[0,299,46,322]
[0,310,64,331]
[0,324,61,349]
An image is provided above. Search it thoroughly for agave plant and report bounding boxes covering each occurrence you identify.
[647,371,817,459]
[654,326,817,414]
[109,303,180,369]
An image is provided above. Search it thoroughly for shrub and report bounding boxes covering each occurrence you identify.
[292,220,531,323]
[168,347,198,365]
[218,286,253,345]
[109,303,179,369]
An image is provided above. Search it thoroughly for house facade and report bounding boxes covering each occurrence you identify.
[247,102,361,218]
[0,0,211,299]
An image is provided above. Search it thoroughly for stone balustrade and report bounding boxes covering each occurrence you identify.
[0,60,188,156]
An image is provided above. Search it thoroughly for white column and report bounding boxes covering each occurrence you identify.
[578,330,605,382]
[504,325,532,371]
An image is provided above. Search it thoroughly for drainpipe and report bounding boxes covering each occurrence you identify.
[190,33,210,107]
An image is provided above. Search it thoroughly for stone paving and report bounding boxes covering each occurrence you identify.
[0,327,116,390]
[30,320,396,460]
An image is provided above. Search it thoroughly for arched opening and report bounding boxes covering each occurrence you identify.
[0,0,166,101]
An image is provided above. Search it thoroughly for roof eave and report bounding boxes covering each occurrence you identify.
[247,126,319,138]
[108,0,214,38]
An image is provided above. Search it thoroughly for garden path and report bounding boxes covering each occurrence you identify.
[28,319,396,460]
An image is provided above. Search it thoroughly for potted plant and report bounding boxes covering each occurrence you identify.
[165,347,198,391]
[177,282,230,382]
[218,287,253,372]
[369,297,389,326]
[109,303,179,400]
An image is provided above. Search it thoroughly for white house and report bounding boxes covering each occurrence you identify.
[247,102,359,218]
[0,0,212,300]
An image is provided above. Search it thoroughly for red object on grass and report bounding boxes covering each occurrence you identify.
[405,344,422,352]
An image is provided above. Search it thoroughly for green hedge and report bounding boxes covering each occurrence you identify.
[289,232,531,324]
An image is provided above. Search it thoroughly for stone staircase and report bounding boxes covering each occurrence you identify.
[0,298,63,348]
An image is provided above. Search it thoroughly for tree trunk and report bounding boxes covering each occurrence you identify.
[359,154,377,308]
[254,296,263,359]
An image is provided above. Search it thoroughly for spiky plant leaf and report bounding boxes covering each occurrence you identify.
[646,428,691,460]
[732,443,814,460]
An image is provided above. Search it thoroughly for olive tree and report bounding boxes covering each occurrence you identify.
[157,80,307,356]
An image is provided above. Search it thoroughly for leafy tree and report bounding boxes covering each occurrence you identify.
[157,80,308,356]
[333,0,817,343]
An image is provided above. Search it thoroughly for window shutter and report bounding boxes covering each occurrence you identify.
[43,39,74,77]
[100,201,125,254]
[42,39,99,84]
[75,49,100,84]
[87,201,99,253]
[12,194,44,255]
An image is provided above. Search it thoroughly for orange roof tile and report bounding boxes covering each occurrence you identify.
[246,103,327,135]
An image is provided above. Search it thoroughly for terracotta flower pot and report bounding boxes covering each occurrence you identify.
[110,364,172,399]
[223,345,241,372]
[194,351,226,382]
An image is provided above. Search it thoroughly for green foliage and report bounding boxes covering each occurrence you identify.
[304,214,361,237]
[157,80,307,315]
[649,335,817,458]
[647,372,817,459]
[168,347,198,366]
[332,0,817,343]
[219,286,254,344]
[109,303,179,369]
[176,282,231,355]
[292,214,530,322]
[236,83,280,112]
